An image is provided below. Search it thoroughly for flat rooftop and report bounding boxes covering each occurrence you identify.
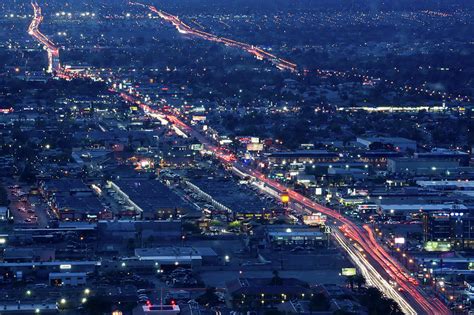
[191,177,272,214]
[113,179,186,213]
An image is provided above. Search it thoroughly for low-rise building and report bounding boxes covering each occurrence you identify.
[226,277,312,309]
[49,272,87,286]
[134,246,218,269]
[265,225,328,248]
[387,157,459,175]
[267,150,339,164]
[423,210,474,249]
[357,136,417,152]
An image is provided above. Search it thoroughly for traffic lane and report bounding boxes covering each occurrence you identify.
[237,166,446,314]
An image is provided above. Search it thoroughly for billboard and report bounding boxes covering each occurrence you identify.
[190,144,203,151]
[341,268,357,276]
[394,237,405,244]
[192,115,206,121]
[303,214,327,226]
[247,143,264,152]
[424,241,451,252]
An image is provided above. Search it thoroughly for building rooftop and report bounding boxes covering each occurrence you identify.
[42,179,91,193]
[226,277,311,296]
[135,246,217,259]
[191,177,271,214]
[268,150,339,158]
[380,204,468,212]
[112,179,186,214]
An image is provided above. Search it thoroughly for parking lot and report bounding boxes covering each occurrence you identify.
[7,184,51,228]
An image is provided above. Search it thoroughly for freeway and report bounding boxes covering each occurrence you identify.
[131,1,298,72]
[26,2,451,313]
[114,88,450,314]
[133,2,470,103]
[28,1,61,74]
[333,228,417,314]
[121,91,451,314]
[121,85,450,314]
[231,165,450,315]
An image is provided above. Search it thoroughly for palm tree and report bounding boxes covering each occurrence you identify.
[345,275,355,291]
[271,270,283,285]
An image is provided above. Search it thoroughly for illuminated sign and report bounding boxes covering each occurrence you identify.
[341,268,357,276]
[394,237,405,244]
[192,115,206,121]
[190,144,203,151]
[303,214,327,226]
[60,264,72,270]
[247,143,264,152]
[424,241,451,252]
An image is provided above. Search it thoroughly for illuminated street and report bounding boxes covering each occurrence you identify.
[0,0,472,314]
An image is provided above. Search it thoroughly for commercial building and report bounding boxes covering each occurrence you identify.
[53,195,106,221]
[0,260,99,282]
[387,158,459,175]
[416,180,474,198]
[267,150,339,164]
[379,203,468,220]
[0,303,57,314]
[0,206,9,221]
[226,277,312,308]
[40,179,105,221]
[133,247,218,269]
[97,220,181,243]
[108,179,188,220]
[49,272,87,286]
[415,148,470,166]
[358,151,402,167]
[140,304,180,315]
[189,177,277,221]
[356,137,417,152]
[423,210,474,249]
[265,225,328,248]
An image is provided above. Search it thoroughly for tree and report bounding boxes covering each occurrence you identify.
[196,287,221,307]
[182,222,201,234]
[270,270,283,285]
[309,292,330,312]
[19,164,36,184]
[354,274,366,290]
[345,275,355,291]
[228,220,241,231]
[0,184,9,206]
[82,296,112,314]
[359,287,403,315]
